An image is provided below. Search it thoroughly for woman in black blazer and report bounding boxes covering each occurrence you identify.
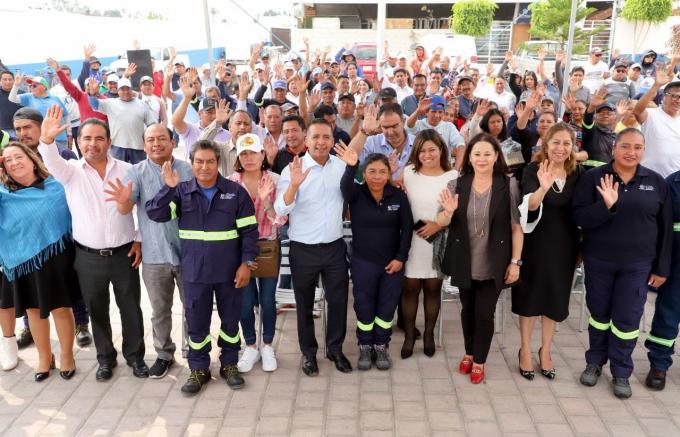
[436,133,524,384]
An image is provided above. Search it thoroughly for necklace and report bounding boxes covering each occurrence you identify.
[472,187,491,238]
[552,178,565,194]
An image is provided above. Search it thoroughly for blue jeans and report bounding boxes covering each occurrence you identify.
[241,277,278,345]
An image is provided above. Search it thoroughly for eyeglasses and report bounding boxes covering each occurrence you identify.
[594,54,603,57]
[665,93,680,101]
[615,69,627,73]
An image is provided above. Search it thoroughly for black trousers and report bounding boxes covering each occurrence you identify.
[73,245,145,366]
[290,239,349,358]
[459,279,502,364]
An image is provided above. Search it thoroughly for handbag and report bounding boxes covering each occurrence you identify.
[251,239,280,278]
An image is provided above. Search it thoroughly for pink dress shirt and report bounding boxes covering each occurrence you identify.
[229,171,287,239]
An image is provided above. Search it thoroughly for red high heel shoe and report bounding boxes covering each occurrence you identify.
[459,357,473,375]
[470,365,485,384]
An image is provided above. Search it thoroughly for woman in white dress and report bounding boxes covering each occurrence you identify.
[401,129,458,358]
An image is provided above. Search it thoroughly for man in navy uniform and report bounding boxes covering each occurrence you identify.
[147,139,258,395]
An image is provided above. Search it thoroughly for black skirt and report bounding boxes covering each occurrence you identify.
[0,243,82,319]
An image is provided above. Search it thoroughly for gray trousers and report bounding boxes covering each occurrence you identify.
[141,263,185,361]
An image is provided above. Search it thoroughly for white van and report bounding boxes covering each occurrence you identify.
[419,33,479,65]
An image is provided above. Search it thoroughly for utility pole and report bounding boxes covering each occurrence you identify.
[203,0,215,84]
[559,0,579,116]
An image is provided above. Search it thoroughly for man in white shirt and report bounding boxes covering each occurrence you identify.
[485,77,517,116]
[38,109,147,382]
[389,68,413,103]
[581,47,611,94]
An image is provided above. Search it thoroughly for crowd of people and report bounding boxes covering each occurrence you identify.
[0,39,680,401]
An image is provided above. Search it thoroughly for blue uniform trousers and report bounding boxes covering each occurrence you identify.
[183,280,242,370]
[646,275,680,371]
[584,257,652,378]
[351,256,403,346]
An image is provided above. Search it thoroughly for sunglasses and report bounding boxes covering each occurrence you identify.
[29,84,41,88]
[594,53,603,57]
[615,69,627,73]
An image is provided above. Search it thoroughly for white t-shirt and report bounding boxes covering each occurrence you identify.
[581,61,609,94]
[640,107,680,178]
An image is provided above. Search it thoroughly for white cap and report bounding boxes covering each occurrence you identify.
[236,134,264,156]
[284,61,295,70]
[396,52,407,60]
[255,62,266,71]
[201,63,210,71]
[106,73,120,83]
[118,78,132,88]
[286,52,300,62]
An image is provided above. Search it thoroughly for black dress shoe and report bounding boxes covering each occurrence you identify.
[219,364,245,390]
[96,361,117,381]
[75,324,93,347]
[60,368,76,380]
[128,361,149,378]
[645,368,666,391]
[301,356,319,376]
[327,352,353,373]
[35,354,55,382]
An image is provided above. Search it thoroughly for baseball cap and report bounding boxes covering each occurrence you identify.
[26,76,48,88]
[324,56,334,64]
[378,87,397,100]
[273,80,287,90]
[613,58,628,69]
[139,75,153,84]
[284,62,295,71]
[255,63,265,71]
[236,133,264,156]
[118,78,132,88]
[199,99,216,111]
[281,102,299,112]
[396,52,407,60]
[89,56,101,65]
[429,95,447,110]
[286,52,301,62]
[342,50,354,58]
[595,102,615,113]
[320,82,336,91]
[337,92,355,103]
[13,107,43,124]
[630,63,642,70]
[312,66,323,76]
[591,47,603,55]
[457,75,473,85]
[201,63,210,71]
[174,60,185,66]
[106,74,120,84]
[541,95,554,103]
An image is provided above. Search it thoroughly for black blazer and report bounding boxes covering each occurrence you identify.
[442,172,514,291]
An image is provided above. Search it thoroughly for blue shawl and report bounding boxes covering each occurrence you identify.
[0,176,72,281]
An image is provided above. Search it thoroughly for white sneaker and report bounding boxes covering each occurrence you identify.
[237,346,260,373]
[261,344,278,372]
[0,336,18,371]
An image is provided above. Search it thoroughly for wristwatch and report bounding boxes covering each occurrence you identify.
[511,259,523,266]
[246,260,256,268]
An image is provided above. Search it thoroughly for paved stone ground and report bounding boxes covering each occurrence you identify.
[2,282,680,437]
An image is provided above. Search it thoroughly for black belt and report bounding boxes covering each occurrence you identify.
[291,238,342,249]
[74,241,134,257]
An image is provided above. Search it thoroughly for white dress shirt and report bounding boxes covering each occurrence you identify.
[38,141,137,249]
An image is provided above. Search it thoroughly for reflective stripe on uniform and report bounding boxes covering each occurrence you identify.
[236,215,257,228]
[357,320,374,332]
[589,317,610,331]
[647,334,676,348]
[178,229,238,241]
[187,334,211,350]
[169,201,178,220]
[582,160,606,167]
[611,323,639,340]
[674,222,680,232]
[374,316,392,330]
[219,329,240,344]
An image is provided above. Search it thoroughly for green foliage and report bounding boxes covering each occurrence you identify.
[450,0,498,38]
[529,0,603,54]
[621,0,672,24]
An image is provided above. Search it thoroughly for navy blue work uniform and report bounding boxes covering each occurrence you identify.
[340,163,413,346]
[573,163,672,378]
[146,175,259,370]
[646,171,680,371]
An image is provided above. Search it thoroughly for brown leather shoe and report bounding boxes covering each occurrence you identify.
[645,368,666,391]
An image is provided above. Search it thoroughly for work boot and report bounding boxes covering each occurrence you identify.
[181,369,211,395]
[612,377,632,399]
[645,368,666,391]
[75,324,93,347]
[16,328,33,349]
[220,364,244,390]
[0,336,18,370]
[357,345,373,371]
[579,363,602,387]
[374,344,391,371]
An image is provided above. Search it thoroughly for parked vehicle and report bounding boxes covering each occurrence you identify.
[350,42,377,82]
[419,33,478,65]
[514,40,588,76]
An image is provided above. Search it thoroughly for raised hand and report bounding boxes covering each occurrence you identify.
[257,172,275,203]
[303,36,310,47]
[104,178,133,204]
[289,155,312,188]
[612,48,621,61]
[387,150,399,175]
[361,103,380,133]
[555,50,565,64]
[475,98,490,117]
[307,89,322,109]
[164,61,175,78]
[261,67,271,86]
[596,174,619,209]
[40,105,68,144]
[83,44,96,59]
[187,67,199,83]
[438,187,458,215]
[591,87,607,107]
[161,161,180,188]
[46,57,60,71]
[656,67,672,87]
[486,63,494,77]
[238,72,252,100]
[536,160,557,192]
[215,99,232,125]
[537,47,546,62]
[168,47,177,62]
[274,62,283,79]
[525,91,541,112]
[179,75,193,98]
[504,50,513,62]
[14,73,24,87]
[124,63,137,78]
[263,135,278,165]
[417,97,433,114]
[333,140,358,166]
[86,77,100,95]
[616,99,630,118]
[564,92,576,112]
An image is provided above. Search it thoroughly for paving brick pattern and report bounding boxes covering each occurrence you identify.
[2,286,680,437]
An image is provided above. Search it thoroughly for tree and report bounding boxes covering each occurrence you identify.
[621,0,673,53]
[529,0,603,54]
[450,0,498,38]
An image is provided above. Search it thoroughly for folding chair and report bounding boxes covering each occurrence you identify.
[437,278,459,347]
[494,288,509,349]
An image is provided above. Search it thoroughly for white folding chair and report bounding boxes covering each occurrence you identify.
[494,288,509,349]
[437,278,459,347]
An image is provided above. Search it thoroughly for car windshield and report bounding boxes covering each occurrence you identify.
[352,46,376,60]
